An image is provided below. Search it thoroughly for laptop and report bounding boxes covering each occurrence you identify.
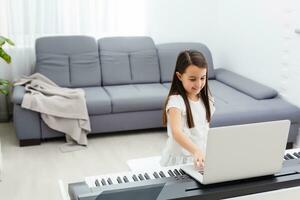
[181,120,291,185]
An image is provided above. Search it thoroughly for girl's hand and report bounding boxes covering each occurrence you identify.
[193,150,205,170]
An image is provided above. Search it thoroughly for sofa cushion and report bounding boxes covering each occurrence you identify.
[209,80,257,106]
[104,83,169,113]
[70,52,101,87]
[208,80,300,126]
[36,53,70,87]
[211,97,300,127]
[35,36,101,87]
[82,87,111,115]
[157,43,216,83]
[12,85,112,115]
[162,82,171,89]
[99,37,160,85]
[215,68,278,100]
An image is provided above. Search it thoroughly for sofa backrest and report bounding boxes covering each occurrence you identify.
[98,37,160,86]
[157,43,215,83]
[35,36,101,87]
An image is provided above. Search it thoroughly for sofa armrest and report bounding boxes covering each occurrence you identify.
[12,85,26,105]
[215,68,278,100]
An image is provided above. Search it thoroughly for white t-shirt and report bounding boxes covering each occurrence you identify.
[160,94,215,166]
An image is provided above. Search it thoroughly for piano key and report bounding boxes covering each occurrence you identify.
[144,173,150,180]
[117,176,122,184]
[140,170,155,180]
[90,176,98,187]
[85,165,186,188]
[129,175,137,182]
[109,174,125,185]
[283,148,300,159]
[138,174,145,181]
[125,173,135,183]
[159,171,166,178]
[85,177,94,188]
[132,174,139,182]
[286,153,294,159]
[173,169,181,176]
[101,178,107,186]
[94,174,112,186]
[293,152,300,158]
[95,179,100,187]
[290,154,299,159]
[156,168,171,178]
[285,148,300,155]
[123,176,129,183]
[153,171,160,179]
[168,170,175,177]
[179,169,186,175]
[107,178,113,185]
[284,155,289,160]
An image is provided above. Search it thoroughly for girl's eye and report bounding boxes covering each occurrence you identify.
[189,79,196,82]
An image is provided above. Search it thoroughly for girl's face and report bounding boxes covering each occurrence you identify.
[176,65,207,99]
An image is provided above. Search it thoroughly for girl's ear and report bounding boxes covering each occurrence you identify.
[176,72,182,81]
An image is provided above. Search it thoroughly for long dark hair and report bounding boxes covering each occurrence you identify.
[162,50,212,128]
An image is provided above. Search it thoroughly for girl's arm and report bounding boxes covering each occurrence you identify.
[168,107,204,168]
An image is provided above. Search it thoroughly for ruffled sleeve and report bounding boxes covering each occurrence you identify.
[166,95,185,113]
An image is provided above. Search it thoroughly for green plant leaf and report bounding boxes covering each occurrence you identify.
[0,36,5,46]
[0,79,9,85]
[0,36,14,63]
[0,83,9,95]
[0,36,14,46]
[0,83,9,88]
[5,37,14,46]
[0,47,11,63]
[0,88,9,95]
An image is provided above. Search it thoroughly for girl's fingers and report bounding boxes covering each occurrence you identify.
[198,159,205,169]
[194,159,203,170]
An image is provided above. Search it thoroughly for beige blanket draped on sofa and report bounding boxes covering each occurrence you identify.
[14,73,91,145]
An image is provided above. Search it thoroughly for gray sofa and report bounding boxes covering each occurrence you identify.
[12,36,300,147]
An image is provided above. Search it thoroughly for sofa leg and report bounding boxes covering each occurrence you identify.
[19,139,41,147]
[286,142,293,149]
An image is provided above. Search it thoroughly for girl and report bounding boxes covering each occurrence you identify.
[160,50,215,169]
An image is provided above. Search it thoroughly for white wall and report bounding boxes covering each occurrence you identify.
[145,0,219,53]
[215,0,300,107]
[145,0,300,108]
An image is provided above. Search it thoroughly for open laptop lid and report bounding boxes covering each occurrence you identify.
[202,120,290,184]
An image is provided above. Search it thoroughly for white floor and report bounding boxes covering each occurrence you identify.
[0,122,168,200]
